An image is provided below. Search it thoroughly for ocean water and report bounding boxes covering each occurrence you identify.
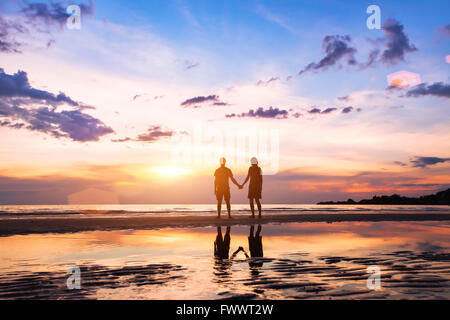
[0,221,449,299]
[0,204,449,219]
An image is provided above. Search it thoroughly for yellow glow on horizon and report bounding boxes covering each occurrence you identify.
[151,166,191,177]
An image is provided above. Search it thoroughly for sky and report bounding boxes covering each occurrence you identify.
[0,0,449,204]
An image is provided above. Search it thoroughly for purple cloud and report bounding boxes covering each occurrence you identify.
[437,24,450,37]
[410,156,450,168]
[0,102,113,142]
[379,19,417,64]
[181,95,228,107]
[406,82,450,99]
[112,126,175,143]
[308,107,337,114]
[256,77,280,86]
[226,106,288,119]
[0,68,92,109]
[298,35,357,75]
[0,68,113,142]
[0,16,27,53]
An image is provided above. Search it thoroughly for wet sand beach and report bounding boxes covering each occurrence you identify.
[1,210,449,236]
[0,221,449,299]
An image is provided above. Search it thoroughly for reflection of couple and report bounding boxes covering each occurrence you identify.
[214,225,264,266]
[214,157,263,219]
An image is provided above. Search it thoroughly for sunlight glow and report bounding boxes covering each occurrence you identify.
[152,166,191,177]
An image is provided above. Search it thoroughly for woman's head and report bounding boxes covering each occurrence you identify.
[250,157,258,165]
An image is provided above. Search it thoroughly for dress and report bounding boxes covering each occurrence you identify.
[247,165,262,199]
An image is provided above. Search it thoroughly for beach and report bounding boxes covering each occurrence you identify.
[1,210,450,236]
[0,205,449,300]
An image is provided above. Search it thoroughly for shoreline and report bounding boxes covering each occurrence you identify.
[1,211,450,236]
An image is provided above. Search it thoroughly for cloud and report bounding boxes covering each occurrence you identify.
[0,1,94,54]
[111,126,176,143]
[307,108,321,114]
[180,95,228,107]
[406,82,450,98]
[0,68,113,142]
[379,19,417,64]
[0,15,27,53]
[387,70,421,89]
[256,77,280,86]
[307,107,337,114]
[321,107,337,114]
[0,102,114,141]
[341,106,353,113]
[298,35,357,75]
[337,96,349,102]
[178,4,200,28]
[393,161,408,167]
[256,3,296,34]
[136,126,174,142]
[0,68,92,109]
[437,24,450,37]
[410,156,450,168]
[212,102,229,106]
[226,106,288,119]
[184,60,199,70]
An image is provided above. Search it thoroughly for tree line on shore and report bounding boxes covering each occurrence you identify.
[318,188,450,205]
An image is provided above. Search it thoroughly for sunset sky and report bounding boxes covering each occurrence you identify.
[0,0,449,204]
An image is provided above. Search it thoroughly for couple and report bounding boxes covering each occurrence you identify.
[214,157,263,218]
[214,225,264,267]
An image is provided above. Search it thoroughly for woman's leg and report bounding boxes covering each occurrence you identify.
[249,198,255,217]
[255,199,262,217]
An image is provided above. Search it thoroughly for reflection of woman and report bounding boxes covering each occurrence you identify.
[241,157,263,218]
[242,225,264,272]
[248,225,263,259]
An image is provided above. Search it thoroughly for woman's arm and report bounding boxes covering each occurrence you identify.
[242,168,251,186]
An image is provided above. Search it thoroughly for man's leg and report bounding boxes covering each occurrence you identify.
[224,190,231,218]
[225,199,231,218]
[249,198,255,217]
[255,199,262,217]
[217,193,223,218]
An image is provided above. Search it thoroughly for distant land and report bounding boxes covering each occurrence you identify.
[318,188,450,205]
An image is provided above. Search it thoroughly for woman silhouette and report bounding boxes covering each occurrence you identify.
[241,157,263,218]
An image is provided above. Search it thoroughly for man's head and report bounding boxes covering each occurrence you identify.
[220,157,226,166]
[251,157,258,165]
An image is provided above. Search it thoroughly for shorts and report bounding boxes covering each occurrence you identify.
[216,188,231,202]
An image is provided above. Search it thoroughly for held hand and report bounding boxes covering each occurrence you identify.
[238,184,243,189]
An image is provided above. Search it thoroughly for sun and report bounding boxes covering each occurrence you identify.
[152,166,191,177]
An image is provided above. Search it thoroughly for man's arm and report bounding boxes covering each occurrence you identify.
[229,170,241,188]
[214,177,217,195]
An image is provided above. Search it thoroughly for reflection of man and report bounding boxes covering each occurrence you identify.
[214,226,241,260]
[214,226,231,259]
[214,157,241,219]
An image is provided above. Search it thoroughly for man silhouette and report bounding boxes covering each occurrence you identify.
[214,157,241,218]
